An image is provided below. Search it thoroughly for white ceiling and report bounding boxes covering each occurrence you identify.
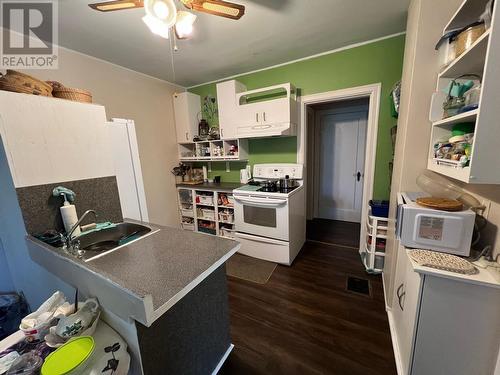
[58,0,409,87]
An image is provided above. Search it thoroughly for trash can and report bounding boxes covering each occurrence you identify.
[0,293,29,340]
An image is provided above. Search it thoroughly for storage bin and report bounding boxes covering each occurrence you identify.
[198,227,216,236]
[220,227,235,239]
[181,223,195,231]
[369,200,389,218]
[218,211,234,223]
[197,208,215,221]
[196,194,214,205]
[178,189,193,204]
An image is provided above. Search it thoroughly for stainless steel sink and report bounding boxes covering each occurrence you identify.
[75,222,152,260]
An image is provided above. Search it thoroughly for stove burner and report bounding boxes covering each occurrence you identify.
[257,182,299,194]
[258,181,278,193]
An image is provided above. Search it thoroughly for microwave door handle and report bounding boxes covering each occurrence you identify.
[234,196,287,207]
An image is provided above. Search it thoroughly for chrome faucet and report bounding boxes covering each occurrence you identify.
[64,210,97,254]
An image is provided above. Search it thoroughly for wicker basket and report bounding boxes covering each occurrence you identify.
[47,81,93,103]
[0,70,52,96]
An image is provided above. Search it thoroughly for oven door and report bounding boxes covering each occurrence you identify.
[234,194,289,241]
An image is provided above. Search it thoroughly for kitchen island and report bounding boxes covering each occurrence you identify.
[26,221,239,375]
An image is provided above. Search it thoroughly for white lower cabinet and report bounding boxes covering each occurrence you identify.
[391,248,500,375]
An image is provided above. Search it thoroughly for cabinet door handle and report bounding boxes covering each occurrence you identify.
[263,112,266,122]
[185,132,188,141]
[256,113,259,123]
[396,283,405,311]
[221,128,224,138]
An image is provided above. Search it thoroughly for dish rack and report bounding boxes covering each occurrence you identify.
[361,207,388,274]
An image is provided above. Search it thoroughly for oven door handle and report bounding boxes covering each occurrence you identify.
[235,232,288,245]
[234,196,287,207]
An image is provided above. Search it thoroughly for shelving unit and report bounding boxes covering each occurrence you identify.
[427,0,500,184]
[177,187,236,240]
[361,209,387,274]
[178,139,248,162]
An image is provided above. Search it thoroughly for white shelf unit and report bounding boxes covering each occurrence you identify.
[178,188,196,231]
[360,209,388,274]
[177,187,236,239]
[427,0,500,184]
[178,139,248,162]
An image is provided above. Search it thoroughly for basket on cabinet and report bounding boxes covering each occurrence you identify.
[361,207,387,274]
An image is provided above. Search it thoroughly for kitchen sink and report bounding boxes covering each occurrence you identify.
[75,222,152,260]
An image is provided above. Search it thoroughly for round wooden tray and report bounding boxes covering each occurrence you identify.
[416,197,463,211]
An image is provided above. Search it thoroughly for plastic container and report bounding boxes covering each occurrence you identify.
[220,227,235,239]
[369,200,389,218]
[181,223,195,231]
[218,211,234,223]
[41,336,94,375]
[197,208,215,220]
[455,23,486,56]
[6,353,43,375]
[196,194,214,206]
[198,227,216,235]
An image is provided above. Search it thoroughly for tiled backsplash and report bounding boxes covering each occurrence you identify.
[16,176,123,235]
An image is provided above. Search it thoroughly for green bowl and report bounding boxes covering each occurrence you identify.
[41,336,95,375]
[451,122,475,136]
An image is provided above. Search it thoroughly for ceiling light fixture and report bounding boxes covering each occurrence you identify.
[142,0,177,39]
[175,11,197,39]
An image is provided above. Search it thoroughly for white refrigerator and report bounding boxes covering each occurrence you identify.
[108,118,149,222]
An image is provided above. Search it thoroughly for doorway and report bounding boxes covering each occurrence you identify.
[304,95,373,248]
[299,84,381,251]
[310,99,369,223]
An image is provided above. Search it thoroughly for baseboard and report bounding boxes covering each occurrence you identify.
[212,343,234,375]
[387,310,404,375]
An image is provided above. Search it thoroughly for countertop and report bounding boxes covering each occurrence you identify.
[27,221,240,326]
[406,249,500,289]
[176,182,243,192]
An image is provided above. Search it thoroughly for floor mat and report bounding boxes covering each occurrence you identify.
[226,254,277,284]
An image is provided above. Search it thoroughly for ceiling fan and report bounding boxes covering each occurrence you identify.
[88,0,244,40]
[88,0,245,19]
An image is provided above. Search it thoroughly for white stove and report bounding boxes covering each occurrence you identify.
[232,164,306,265]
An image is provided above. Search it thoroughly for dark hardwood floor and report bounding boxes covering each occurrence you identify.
[306,219,361,248]
[220,240,396,375]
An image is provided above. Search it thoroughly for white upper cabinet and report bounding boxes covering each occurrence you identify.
[216,80,247,139]
[173,92,201,143]
[217,80,298,139]
[0,91,114,188]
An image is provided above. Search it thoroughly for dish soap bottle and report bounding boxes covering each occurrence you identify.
[52,186,80,236]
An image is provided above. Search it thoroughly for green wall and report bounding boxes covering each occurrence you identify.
[190,34,405,199]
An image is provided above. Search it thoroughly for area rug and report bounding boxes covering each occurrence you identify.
[226,254,277,284]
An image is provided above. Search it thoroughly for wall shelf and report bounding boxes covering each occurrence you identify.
[438,30,490,78]
[177,188,237,240]
[427,1,500,184]
[432,109,478,127]
[178,138,248,162]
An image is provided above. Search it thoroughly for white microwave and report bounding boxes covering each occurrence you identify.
[396,192,475,256]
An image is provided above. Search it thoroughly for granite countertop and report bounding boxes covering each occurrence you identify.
[176,182,243,192]
[27,221,239,326]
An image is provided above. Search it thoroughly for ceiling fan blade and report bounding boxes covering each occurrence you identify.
[183,0,245,20]
[88,0,144,12]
